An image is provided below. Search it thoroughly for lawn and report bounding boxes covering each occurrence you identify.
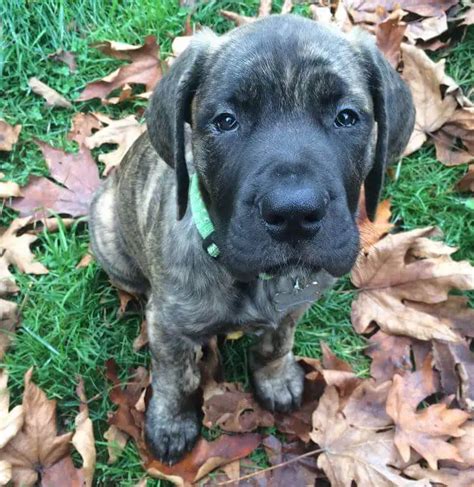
[1,0,473,485]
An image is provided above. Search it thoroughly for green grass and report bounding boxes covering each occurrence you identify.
[1,1,473,485]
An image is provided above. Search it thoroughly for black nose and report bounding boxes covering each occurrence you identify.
[260,187,328,240]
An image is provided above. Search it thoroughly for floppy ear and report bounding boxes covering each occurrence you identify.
[146,33,216,220]
[354,34,415,221]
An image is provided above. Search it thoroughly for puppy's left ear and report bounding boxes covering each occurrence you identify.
[146,31,217,219]
[353,33,415,221]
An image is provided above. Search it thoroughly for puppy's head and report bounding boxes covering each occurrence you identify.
[147,15,414,280]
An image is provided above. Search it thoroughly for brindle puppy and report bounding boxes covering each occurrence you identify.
[89,14,414,464]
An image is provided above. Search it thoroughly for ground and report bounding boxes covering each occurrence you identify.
[1,0,473,485]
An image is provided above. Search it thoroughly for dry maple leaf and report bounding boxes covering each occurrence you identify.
[401,44,458,155]
[221,0,292,26]
[67,112,103,146]
[0,370,24,449]
[0,173,21,199]
[386,355,470,469]
[144,433,262,486]
[0,368,73,486]
[78,36,162,103]
[84,113,146,175]
[0,120,21,152]
[351,226,474,342]
[132,320,148,352]
[104,425,128,464]
[47,49,77,72]
[9,141,100,218]
[440,419,474,469]
[404,463,474,487]
[310,386,428,486]
[457,164,474,192]
[28,77,72,109]
[433,106,474,166]
[405,14,449,43]
[0,299,18,360]
[375,12,407,68]
[433,340,474,411]
[357,190,394,251]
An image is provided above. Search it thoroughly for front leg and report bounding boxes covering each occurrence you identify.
[144,298,202,465]
[249,307,307,413]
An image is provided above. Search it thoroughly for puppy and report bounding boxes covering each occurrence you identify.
[89,14,415,464]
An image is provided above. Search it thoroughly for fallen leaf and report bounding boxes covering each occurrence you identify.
[351,227,474,342]
[0,299,18,360]
[357,191,394,251]
[404,463,474,487]
[441,420,474,469]
[310,386,427,486]
[405,14,448,43]
[457,165,474,192]
[67,113,103,146]
[71,378,96,487]
[132,320,148,352]
[0,368,73,486]
[0,173,21,198]
[144,434,261,486]
[104,425,128,464]
[48,49,77,72]
[117,289,137,316]
[386,355,470,469]
[0,460,11,485]
[41,455,84,487]
[433,106,474,166]
[433,340,474,411]
[366,331,413,382]
[78,36,162,103]
[0,370,24,449]
[0,120,21,151]
[28,77,72,109]
[375,13,407,67]
[9,141,100,218]
[310,5,333,24]
[84,113,146,175]
[401,44,458,155]
[220,10,255,26]
[77,250,94,269]
[202,381,274,433]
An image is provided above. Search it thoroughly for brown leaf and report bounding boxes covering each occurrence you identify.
[0,370,24,449]
[132,320,148,352]
[433,107,474,166]
[48,49,77,72]
[0,460,11,485]
[441,420,474,469]
[375,13,407,68]
[117,289,137,316]
[405,14,448,43]
[366,331,413,382]
[310,386,426,486]
[84,113,146,175]
[104,425,128,464]
[28,77,72,109]
[280,0,293,15]
[105,359,149,442]
[67,113,103,146]
[9,141,100,218]
[78,36,162,103]
[258,0,272,17]
[71,378,96,487]
[404,464,474,487]
[351,227,474,342]
[0,368,73,486]
[386,356,470,469]
[202,381,274,433]
[433,340,474,411]
[144,433,261,485]
[0,173,20,199]
[0,120,21,151]
[357,191,394,251]
[220,10,255,26]
[0,299,18,360]
[401,44,458,155]
[41,455,84,487]
[76,250,94,269]
[457,165,474,192]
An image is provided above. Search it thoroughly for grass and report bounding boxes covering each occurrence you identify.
[1,1,473,485]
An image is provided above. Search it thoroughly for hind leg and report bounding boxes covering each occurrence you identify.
[89,178,148,295]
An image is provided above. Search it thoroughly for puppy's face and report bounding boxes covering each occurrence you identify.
[192,21,374,280]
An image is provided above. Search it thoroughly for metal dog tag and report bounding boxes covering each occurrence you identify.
[273,278,321,313]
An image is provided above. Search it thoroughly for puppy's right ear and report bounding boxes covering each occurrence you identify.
[146,32,216,220]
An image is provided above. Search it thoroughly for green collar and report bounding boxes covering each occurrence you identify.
[189,173,272,280]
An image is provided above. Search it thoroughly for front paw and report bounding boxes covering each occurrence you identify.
[145,398,200,465]
[251,353,304,413]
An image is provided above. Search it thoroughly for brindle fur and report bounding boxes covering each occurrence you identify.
[89,14,414,464]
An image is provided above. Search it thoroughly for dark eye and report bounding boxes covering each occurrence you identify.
[334,109,359,128]
[213,113,238,132]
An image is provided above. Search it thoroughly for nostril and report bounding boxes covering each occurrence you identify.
[303,212,320,224]
[263,212,285,226]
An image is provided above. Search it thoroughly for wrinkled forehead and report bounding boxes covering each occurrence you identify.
[199,20,371,114]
